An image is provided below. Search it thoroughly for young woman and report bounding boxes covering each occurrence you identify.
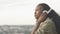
[31,3,60,34]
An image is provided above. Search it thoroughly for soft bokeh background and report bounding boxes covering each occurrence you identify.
[0,0,60,25]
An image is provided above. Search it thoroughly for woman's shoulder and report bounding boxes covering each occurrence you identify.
[36,18,57,34]
[39,18,55,29]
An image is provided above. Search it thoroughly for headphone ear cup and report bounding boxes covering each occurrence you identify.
[43,10,48,14]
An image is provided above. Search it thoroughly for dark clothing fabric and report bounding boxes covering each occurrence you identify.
[53,16,60,34]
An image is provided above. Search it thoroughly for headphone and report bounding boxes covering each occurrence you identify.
[43,9,52,14]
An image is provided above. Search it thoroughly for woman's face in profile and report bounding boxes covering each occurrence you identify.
[35,5,44,19]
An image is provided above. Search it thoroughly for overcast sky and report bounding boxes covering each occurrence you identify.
[0,0,60,25]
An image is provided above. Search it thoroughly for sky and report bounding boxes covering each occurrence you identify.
[0,0,60,25]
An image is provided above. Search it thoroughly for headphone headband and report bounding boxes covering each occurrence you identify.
[47,9,52,14]
[43,9,52,14]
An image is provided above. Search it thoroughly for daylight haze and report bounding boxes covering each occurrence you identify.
[0,0,60,25]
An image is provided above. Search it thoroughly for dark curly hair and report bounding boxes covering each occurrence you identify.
[38,3,60,34]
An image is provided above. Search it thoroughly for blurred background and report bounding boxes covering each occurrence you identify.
[0,0,60,25]
[0,0,60,34]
